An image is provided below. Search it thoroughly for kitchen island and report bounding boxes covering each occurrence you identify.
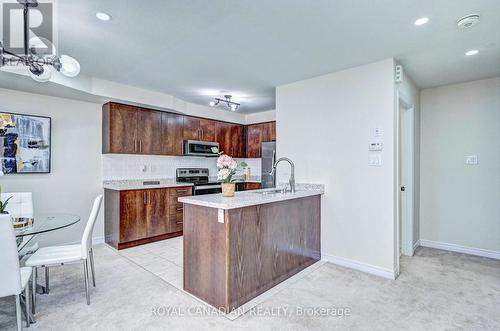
[178,184,324,312]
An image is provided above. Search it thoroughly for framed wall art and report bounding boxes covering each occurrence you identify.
[0,112,51,174]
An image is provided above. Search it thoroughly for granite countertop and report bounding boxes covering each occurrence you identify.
[178,183,324,210]
[103,176,262,191]
[103,179,194,191]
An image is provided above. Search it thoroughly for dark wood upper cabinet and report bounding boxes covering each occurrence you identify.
[246,124,263,158]
[103,103,162,155]
[263,122,276,142]
[246,122,276,158]
[199,119,216,142]
[183,116,200,141]
[215,122,231,155]
[184,117,216,142]
[103,103,139,154]
[103,102,275,158]
[137,109,162,155]
[161,112,184,156]
[216,122,245,157]
[230,124,245,158]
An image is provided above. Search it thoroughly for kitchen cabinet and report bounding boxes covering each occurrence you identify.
[216,122,245,157]
[137,110,162,154]
[246,122,276,158]
[104,186,192,249]
[230,124,245,157]
[145,189,169,237]
[183,116,217,142]
[119,190,147,242]
[183,116,200,141]
[103,103,139,154]
[103,103,161,154]
[244,182,261,190]
[199,118,216,142]
[161,112,184,155]
[103,102,275,158]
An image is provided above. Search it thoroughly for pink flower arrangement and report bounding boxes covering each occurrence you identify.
[217,154,247,183]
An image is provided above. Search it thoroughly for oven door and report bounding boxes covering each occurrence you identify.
[193,184,222,195]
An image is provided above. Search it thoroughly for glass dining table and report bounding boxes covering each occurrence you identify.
[15,213,80,252]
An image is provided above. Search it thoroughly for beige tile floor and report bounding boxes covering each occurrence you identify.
[118,236,326,320]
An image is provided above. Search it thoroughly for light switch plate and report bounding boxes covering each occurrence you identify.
[369,142,383,151]
[373,127,383,137]
[465,155,478,165]
[369,154,382,166]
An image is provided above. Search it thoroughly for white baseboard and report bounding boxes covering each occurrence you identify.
[419,239,500,260]
[59,235,105,247]
[92,235,105,245]
[412,240,420,254]
[322,254,396,280]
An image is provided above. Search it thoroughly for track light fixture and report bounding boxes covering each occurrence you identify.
[209,95,240,111]
[0,0,80,82]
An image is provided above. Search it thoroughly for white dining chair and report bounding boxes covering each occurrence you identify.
[0,214,32,331]
[25,195,103,308]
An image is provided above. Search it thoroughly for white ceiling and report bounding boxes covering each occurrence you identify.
[26,1,500,112]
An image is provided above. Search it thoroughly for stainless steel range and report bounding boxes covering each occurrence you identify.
[176,168,222,195]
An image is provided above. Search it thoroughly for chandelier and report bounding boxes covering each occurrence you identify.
[0,0,80,82]
[209,95,240,111]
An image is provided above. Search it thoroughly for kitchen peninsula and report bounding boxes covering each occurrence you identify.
[178,185,324,312]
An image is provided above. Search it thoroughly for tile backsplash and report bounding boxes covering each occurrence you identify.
[102,154,261,181]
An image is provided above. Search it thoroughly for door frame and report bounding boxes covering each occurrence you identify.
[396,90,416,262]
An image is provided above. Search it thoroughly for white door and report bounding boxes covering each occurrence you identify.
[398,99,415,257]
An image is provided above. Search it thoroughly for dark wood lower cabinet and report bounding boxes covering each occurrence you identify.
[146,189,169,237]
[105,186,192,249]
[183,195,321,312]
[120,190,147,242]
[244,182,261,190]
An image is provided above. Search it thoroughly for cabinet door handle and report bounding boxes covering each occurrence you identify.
[134,139,137,152]
[148,191,151,204]
[143,192,147,204]
[176,189,189,194]
[176,221,183,225]
[176,207,183,212]
[139,140,143,153]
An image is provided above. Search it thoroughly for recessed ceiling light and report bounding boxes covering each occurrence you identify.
[414,17,429,26]
[465,49,479,56]
[96,12,112,21]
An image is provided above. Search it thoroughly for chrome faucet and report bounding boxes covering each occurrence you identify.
[270,157,296,193]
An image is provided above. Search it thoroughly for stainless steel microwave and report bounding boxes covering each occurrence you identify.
[183,140,219,157]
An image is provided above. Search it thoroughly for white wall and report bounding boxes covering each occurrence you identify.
[0,88,103,247]
[245,110,276,124]
[276,59,397,277]
[420,77,500,253]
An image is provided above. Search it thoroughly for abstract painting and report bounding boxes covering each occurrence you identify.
[0,112,51,173]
